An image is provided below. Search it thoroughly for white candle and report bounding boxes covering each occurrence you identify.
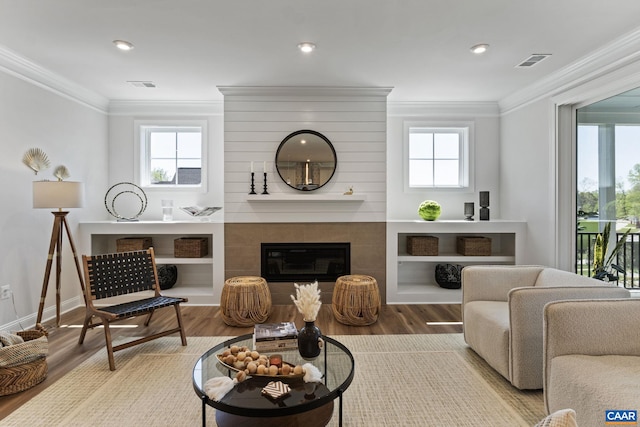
[305,162,309,184]
[263,161,266,173]
[251,161,254,173]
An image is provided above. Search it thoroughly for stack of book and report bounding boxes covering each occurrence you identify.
[253,322,299,352]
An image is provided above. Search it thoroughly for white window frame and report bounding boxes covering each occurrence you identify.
[134,120,208,192]
[403,121,474,192]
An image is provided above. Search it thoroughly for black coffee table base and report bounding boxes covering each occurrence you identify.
[213,399,334,427]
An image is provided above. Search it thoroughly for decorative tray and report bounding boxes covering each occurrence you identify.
[180,206,222,217]
[216,347,304,379]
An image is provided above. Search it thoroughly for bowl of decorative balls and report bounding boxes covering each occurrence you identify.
[216,345,305,381]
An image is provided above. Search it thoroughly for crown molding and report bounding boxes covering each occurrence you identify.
[108,100,223,116]
[499,27,640,115]
[387,101,499,117]
[217,86,394,98]
[0,44,109,113]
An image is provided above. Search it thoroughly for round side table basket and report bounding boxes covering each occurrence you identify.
[0,327,49,396]
[332,274,381,326]
[221,276,272,327]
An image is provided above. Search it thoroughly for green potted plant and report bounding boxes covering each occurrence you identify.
[592,222,632,281]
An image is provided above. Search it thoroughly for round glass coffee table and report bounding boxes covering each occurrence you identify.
[193,334,354,427]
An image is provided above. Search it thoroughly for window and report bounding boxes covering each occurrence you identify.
[137,121,206,189]
[405,124,471,189]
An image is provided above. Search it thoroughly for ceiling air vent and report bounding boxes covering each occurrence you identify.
[516,54,551,68]
[127,81,156,88]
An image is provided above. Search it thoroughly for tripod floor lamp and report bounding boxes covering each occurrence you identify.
[33,180,86,326]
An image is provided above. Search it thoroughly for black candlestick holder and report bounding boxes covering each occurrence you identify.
[262,172,269,194]
[249,172,257,194]
[464,202,474,221]
[479,191,490,220]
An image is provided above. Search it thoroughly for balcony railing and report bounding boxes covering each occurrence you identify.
[576,232,640,288]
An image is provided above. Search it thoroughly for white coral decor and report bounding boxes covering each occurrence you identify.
[290,281,322,322]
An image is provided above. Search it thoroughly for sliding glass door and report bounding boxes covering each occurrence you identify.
[576,87,640,287]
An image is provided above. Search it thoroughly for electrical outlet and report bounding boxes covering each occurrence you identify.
[1,285,11,300]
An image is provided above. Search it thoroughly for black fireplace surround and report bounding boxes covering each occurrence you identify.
[261,242,350,282]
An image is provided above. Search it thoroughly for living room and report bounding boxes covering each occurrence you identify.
[2,1,640,425]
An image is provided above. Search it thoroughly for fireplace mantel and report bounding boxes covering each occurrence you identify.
[246,194,366,202]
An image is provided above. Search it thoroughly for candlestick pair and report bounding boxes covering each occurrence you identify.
[249,172,269,195]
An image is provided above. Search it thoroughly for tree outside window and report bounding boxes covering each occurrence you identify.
[139,125,203,187]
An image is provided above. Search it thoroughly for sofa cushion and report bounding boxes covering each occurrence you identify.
[534,268,602,287]
[463,300,510,379]
[547,355,640,427]
[462,265,543,303]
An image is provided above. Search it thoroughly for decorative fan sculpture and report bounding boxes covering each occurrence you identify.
[104,182,148,221]
[53,165,70,181]
[22,148,51,175]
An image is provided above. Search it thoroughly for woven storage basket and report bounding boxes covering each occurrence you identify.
[174,237,209,258]
[0,327,48,396]
[456,236,491,256]
[116,237,152,252]
[406,235,438,255]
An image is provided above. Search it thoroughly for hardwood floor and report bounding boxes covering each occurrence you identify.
[0,304,462,420]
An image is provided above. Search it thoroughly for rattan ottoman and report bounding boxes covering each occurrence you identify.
[220,276,272,327]
[332,274,381,326]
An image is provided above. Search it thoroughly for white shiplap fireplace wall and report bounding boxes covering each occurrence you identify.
[220,86,391,223]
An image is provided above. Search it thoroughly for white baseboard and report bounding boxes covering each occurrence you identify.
[0,296,84,332]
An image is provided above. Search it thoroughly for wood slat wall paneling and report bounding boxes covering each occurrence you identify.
[221,86,391,223]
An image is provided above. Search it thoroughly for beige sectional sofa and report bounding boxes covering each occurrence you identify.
[462,265,630,390]
[543,299,640,427]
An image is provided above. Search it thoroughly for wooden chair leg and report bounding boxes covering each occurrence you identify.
[144,310,154,326]
[102,320,116,371]
[174,304,187,346]
[78,314,92,344]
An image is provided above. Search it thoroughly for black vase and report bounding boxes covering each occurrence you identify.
[298,321,322,360]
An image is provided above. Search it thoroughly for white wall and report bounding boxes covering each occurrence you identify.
[0,72,107,329]
[107,103,225,221]
[500,58,640,268]
[500,99,555,266]
[221,87,390,223]
[386,103,501,221]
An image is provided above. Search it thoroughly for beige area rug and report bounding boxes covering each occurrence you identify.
[0,334,544,427]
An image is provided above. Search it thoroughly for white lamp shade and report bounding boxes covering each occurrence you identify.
[33,181,85,209]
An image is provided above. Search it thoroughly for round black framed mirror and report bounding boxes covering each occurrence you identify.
[275,130,337,191]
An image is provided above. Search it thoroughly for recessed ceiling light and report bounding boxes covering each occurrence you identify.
[297,42,316,53]
[127,81,156,88]
[113,40,134,51]
[470,43,489,54]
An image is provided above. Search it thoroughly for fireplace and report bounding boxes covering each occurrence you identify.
[261,242,350,282]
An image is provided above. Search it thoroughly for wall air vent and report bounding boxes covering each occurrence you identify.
[127,81,156,88]
[516,54,551,68]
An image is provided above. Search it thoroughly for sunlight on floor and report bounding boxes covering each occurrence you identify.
[59,324,140,329]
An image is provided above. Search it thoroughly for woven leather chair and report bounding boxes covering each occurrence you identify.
[79,248,188,370]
